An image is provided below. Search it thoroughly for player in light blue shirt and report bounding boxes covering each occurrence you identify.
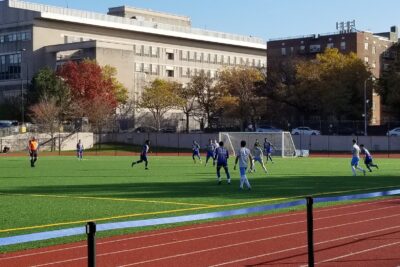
[351,139,366,176]
[192,141,202,164]
[250,143,267,173]
[213,141,231,185]
[234,140,254,190]
[131,140,150,170]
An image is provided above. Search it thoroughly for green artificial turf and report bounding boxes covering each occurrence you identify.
[0,155,399,253]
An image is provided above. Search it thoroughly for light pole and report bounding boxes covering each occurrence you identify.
[363,77,375,136]
[363,79,367,136]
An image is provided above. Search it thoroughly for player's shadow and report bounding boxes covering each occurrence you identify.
[3,174,400,200]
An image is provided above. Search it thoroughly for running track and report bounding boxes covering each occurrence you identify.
[1,198,400,266]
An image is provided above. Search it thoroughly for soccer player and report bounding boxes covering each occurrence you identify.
[28,136,39,167]
[263,138,275,163]
[205,139,215,166]
[351,139,366,176]
[360,144,379,172]
[214,139,219,150]
[234,140,254,190]
[250,143,268,173]
[192,141,202,163]
[214,141,231,185]
[76,139,84,160]
[131,140,150,170]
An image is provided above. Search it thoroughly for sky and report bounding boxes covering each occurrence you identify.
[27,0,400,41]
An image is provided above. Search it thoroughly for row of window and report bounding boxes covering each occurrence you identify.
[0,53,22,81]
[0,31,31,43]
[134,45,264,67]
[62,35,266,68]
[134,63,219,78]
[281,42,348,56]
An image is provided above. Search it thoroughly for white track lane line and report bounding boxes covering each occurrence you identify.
[32,209,400,267]
[299,241,400,267]
[2,197,397,261]
[211,225,400,267]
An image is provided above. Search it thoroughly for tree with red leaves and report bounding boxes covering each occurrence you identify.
[57,60,127,132]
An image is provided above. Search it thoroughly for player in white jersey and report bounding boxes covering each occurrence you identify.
[360,144,379,172]
[234,140,254,190]
[351,139,366,176]
[250,143,267,173]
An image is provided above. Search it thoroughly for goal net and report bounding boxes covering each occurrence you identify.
[219,132,297,158]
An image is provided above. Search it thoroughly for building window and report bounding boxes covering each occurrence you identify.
[364,57,369,63]
[281,47,286,56]
[0,53,22,80]
[299,45,305,53]
[135,45,143,55]
[372,46,376,54]
[151,47,158,57]
[167,52,174,60]
[340,41,346,50]
[327,43,334,48]
[364,43,369,50]
[383,63,389,71]
[166,69,174,77]
[309,44,321,53]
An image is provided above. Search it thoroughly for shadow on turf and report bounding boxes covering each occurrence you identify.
[2,175,400,201]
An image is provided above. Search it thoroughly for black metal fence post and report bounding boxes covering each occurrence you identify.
[306,197,314,267]
[86,221,96,267]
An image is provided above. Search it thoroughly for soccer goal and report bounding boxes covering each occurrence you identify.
[219,132,297,158]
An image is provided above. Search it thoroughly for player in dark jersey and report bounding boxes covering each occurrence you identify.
[263,138,275,163]
[76,139,84,160]
[360,144,379,172]
[213,141,231,185]
[131,140,150,170]
[192,141,202,164]
[205,139,215,166]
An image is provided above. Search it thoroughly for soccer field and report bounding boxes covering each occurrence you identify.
[1,155,399,252]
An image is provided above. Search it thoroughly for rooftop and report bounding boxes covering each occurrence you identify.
[7,0,266,49]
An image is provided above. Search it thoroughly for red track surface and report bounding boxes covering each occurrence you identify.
[1,198,400,266]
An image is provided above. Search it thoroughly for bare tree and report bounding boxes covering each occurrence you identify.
[29,96,62,151]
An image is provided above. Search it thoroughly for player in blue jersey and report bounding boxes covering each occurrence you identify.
[263,138,275,163]
[205,139,215,166]
[76,139,84,160]
[351,139,366,176]
[213,141,231,185]
[192,140,202,163]
[360,144,379,172]
[131,140,150,170]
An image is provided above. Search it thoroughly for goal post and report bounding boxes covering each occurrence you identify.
[219,132,297,158]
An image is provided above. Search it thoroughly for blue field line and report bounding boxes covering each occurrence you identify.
[1,188,400,247]
[0,199,305,247]
[314,189,400,204]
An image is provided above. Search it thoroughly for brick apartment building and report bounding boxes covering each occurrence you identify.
[267,26,398,125]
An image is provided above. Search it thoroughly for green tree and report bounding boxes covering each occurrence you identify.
[268,48,371,122]
[216,66,265,130]
[176,83,197,133]
[138,79,183,131]
[378,43,400,118]
[190,71,219,129]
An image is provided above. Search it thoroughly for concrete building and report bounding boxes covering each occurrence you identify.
[0,0,266,129]
[267,26,398,125]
